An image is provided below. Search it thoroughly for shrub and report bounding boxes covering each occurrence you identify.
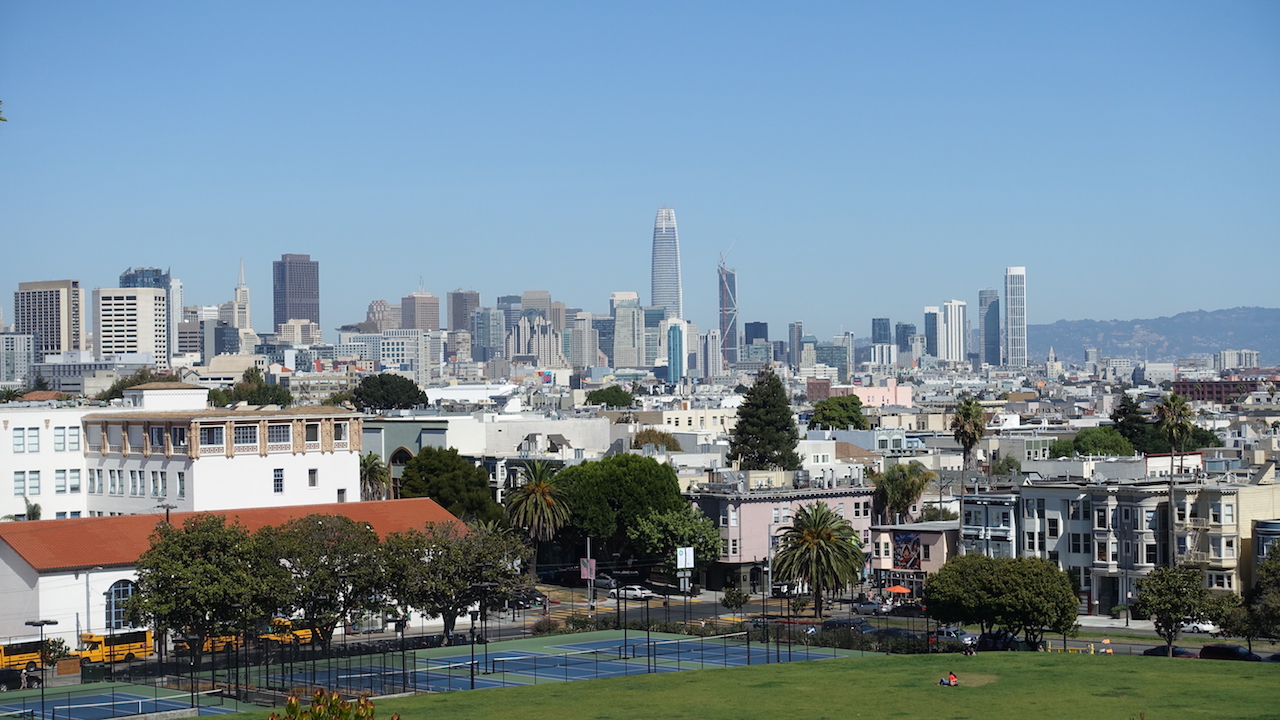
[531,617,561,635]
[269,690,397,720]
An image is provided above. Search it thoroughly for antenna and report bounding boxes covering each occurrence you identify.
[719,237,739,267]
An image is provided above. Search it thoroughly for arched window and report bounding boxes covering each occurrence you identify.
[105,579,138,629]
[389,448,414,466]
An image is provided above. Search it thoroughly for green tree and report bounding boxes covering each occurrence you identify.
[807,394,869,431]
[558,454,686,554]
[950,397,985,472]
[873,461,935,522]
[1110,395,1150,453]
[721,586,750,613]
[126,514,283,670]
[990,455,1022,475]
[729,367,800,471]
[321,390,355,407]
[771,502,864,617]
[359,452,389,501]
[382,520,529,635]
[256,515,385,649]
[917,505,959,522]
[208,367,293,407]
[626,505,721,576]
[587,385,634,408]
[1,496,41,521]
[400,446,503,524]
[1153,393,1195,475]
[351,373,427,411]
[925,554,1000,632]
[95,369,181,401]
[1073,426,1135,456]
[992,557,1078,644]
[1134,565,1211,657]
[505,461,571,577]
[0,387,23,403]
[631,428,682,451]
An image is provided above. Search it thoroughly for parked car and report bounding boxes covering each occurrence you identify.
[929,627,978,646]
[822,618,875,634]
[889,603,928,618]
[1141,645,1198,658]
[510,587,549,609]
[976,631,1021,651]
[0,667,41,692]
[1180,619,1220,633]
[1261,653,1280,663]
[871,627,918,640]
[609,585,656,600]
[1198,644,1261,661]
[853,600,891,615]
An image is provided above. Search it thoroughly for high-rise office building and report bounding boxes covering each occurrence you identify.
[701,329,724,378]
[401,291,441,331]
[447,290,480,332]
[13,280,85,359]
[521,290,552,321]
[894,322,916,353]
[923,307,940,358]
[613,305,645,368]
[651,207,683,319]
[871,318,891,345]
[718,262,738,366]
[1004,267,1027,367]
[978,288,1000,366]
[119,267,183,365]
[666,320,685,381]
[570,312,599,369]
[218,260,253,331]
[744,322,769,346]
[788,322,804,369]
[469,307,506,362]
[272,254,320,328]
[0,333,36,386]
[940,300,968,362]
[93,287,170,368]
[497,295,523,336]
[642,307,665,367]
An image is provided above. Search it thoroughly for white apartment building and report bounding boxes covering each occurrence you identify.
[93,287,170,370]
[2,404,93,521]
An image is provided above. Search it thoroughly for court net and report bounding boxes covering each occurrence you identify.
[644,632,750,658]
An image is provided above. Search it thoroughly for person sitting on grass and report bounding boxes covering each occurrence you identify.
[937,671,958,686]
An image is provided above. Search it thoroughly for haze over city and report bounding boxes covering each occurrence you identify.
[2,2,1277,341]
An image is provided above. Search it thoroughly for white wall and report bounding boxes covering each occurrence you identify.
[0,542,41,642]
[35,568,137,647]
[0,406,94,520]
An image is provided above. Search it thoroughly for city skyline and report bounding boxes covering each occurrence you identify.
[1,4,1277,340]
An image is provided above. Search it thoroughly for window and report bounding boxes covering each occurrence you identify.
[772,508,780,524]
[1124,541,1132,559]
[729,507,738,527]
[1225,538,1235,558]
[1210,504,1221,523]
[334,422,348,441]
[1095,508,1107,529]
[308,469,318,487]
[170,427,187,447]
[71,511,81,518]
[1224,504,1234,524]
[863,501,871,517]
[177,472,185,499]
[68,427,80,451]
[305,424,320,442]
[27,428,38,453]
[963,509,974,525]
[883,541,890,557]
[1146,510,1158,531]
[233,425,258,445]
[1025,501,1036,519]
[1069,500,1081,520]
[105,580,137,630]
[56,512,67,520]
[337,488,346,503]
[1122,507,1131,526]
[151,471,160,497]
[1039,533,1046,551]
[130,470,139,496]
[54,427,66,451]
[13,428,24,453]
[199,426,224,446]
[1176,503,1187,522]
[1110,541,1118,562]
[1026,532,1036,551]
[837,503,844,518]
[69,469,80,493]
[268,424,290,444]
[160,471,167,497]
[999,511,1010,527]
[721,539,729,557]
[1096,540,1107,562]
[1048,518,1060,538]
[273,468,284,494]
[56,470,66,493]
[1070,533,1081,554]
[923,543,931,561]
[1210,537,1222,558]
[1146,543,1158,564]
[13,471,24,496]
[1083,534,1091,553]
[730,538,739,555]
[27,471,39,495]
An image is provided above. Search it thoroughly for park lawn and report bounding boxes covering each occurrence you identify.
[231,651,1278,720]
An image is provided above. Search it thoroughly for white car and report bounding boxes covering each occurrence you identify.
[1181,620,1220,633]
[609,585,656,600]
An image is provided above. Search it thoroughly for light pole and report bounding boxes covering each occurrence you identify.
[470,582,497,674]
[468,610,479,689]
[642,598,653,672]
[25,620,56,710]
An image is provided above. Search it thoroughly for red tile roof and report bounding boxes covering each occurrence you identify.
[0,498,459,573]
[19,391,70,402]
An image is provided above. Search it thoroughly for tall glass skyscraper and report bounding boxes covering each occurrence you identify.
[718,262,738,366]
[651,207,683,319]
[272,253,320,329]
[1005,267,1027,367]
[978,288,1000,366]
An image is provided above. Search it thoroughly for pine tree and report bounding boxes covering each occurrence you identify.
[729,367,801,470]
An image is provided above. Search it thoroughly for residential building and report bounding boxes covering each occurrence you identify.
[650,207,683,319]
[93,288,170,369]
[1005,267,1027,367]
[869,521,960,597]
[272,253,320,329]
[13,280,85,359]
[275,318,323,345]
[940,300,968,363]
[718,263,738,366]
[978,287,1000,366]
[0,333,37,387]
[1214,349,1260,371]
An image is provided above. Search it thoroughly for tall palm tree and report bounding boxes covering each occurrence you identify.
[359,452,389,501]
[873,461,936,522]
[951,397,986,472]
[772,502,864,618]
[505,461,570,577]
[2,496,41,521]
[1154,393,1194,475]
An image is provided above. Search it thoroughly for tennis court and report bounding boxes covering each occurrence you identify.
[0,690,233,720]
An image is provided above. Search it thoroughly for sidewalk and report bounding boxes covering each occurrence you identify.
[1075,614,1155,631]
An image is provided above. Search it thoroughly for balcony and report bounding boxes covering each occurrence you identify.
[1178,517,1210,530]
[1177,550,1209,563]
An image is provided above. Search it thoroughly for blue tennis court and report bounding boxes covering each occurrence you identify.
[0,691,234,720]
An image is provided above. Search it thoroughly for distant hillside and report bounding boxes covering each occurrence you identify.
[1028,307,1279,366]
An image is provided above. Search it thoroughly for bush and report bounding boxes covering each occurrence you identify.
[269,690,397,720]
[531,617,561,635]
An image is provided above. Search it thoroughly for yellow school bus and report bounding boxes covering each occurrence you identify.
[0,639,45,669]
[258,619,313,646]
[75,630,154,665]
[173,634,244,654]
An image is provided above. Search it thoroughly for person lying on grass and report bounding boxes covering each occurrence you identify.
[937,671,958,686]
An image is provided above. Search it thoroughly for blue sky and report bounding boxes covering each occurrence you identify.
[1,2,1277,341]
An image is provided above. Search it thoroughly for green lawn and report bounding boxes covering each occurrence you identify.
[230,651,1279,720]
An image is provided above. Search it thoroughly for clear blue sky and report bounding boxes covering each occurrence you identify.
[2,2,1277,341]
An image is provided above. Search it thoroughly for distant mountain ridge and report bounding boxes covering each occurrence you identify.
[1028,307,1279,366]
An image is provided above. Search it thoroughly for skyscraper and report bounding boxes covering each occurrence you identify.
[447,289,480,331]
[401,291,441,331]
[613,305,645,368]
[93,287,170,368]
[1005,267,1027,368]
[119,267,183,365]
[272,253,320,329]
[788,322,804,369]
[923,307,940,358]
[744,322,769,346]
[978,288,1000,366]
[13,280,85,359]
[941,300,968,362]
[895,322,916,353]
[218,260,253,330]
[718,262,738,366]
[666,320,685,381]
[701,329,724,378]
[469,307,506,362]
[651,207,682,319]
[871,318,891,345]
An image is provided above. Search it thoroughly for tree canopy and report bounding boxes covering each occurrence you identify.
[772,502,864,617]
[874,461,935,522]
[807,394,869,431]
[352,373,427,410]
[587,385,634,408]
[399,446,503,523]
[951,397,985,472]
[1134,565,1211,655]
[925,555,1077,643]
[631,428,682,451]
[729,367,800,471]
[627,505,721,575]
[95,369,182,401]
[556,454,686,555]
[1110,394,1222,455]
[1072,426,1135,456]
[208,367,293,407]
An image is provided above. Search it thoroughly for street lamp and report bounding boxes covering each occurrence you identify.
[25,620,56,711]
[641,597,653,673]
[469,582,497,675]
[468,610,479,689]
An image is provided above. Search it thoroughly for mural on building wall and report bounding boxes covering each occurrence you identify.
[892,532,921,570]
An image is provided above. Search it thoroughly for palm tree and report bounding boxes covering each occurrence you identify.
[772,502,864,618]
[873,461,936,522]
[359,452,389,501]
[951,397,986,472]
[1153,393,1194,476]
[2,496,41,521]
[0,387,23,403]
[505,461,570,577]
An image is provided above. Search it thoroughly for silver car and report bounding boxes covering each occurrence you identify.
[609,585,656,600]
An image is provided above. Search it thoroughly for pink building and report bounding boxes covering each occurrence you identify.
[830,379,913,408]
[869,521,960,599]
